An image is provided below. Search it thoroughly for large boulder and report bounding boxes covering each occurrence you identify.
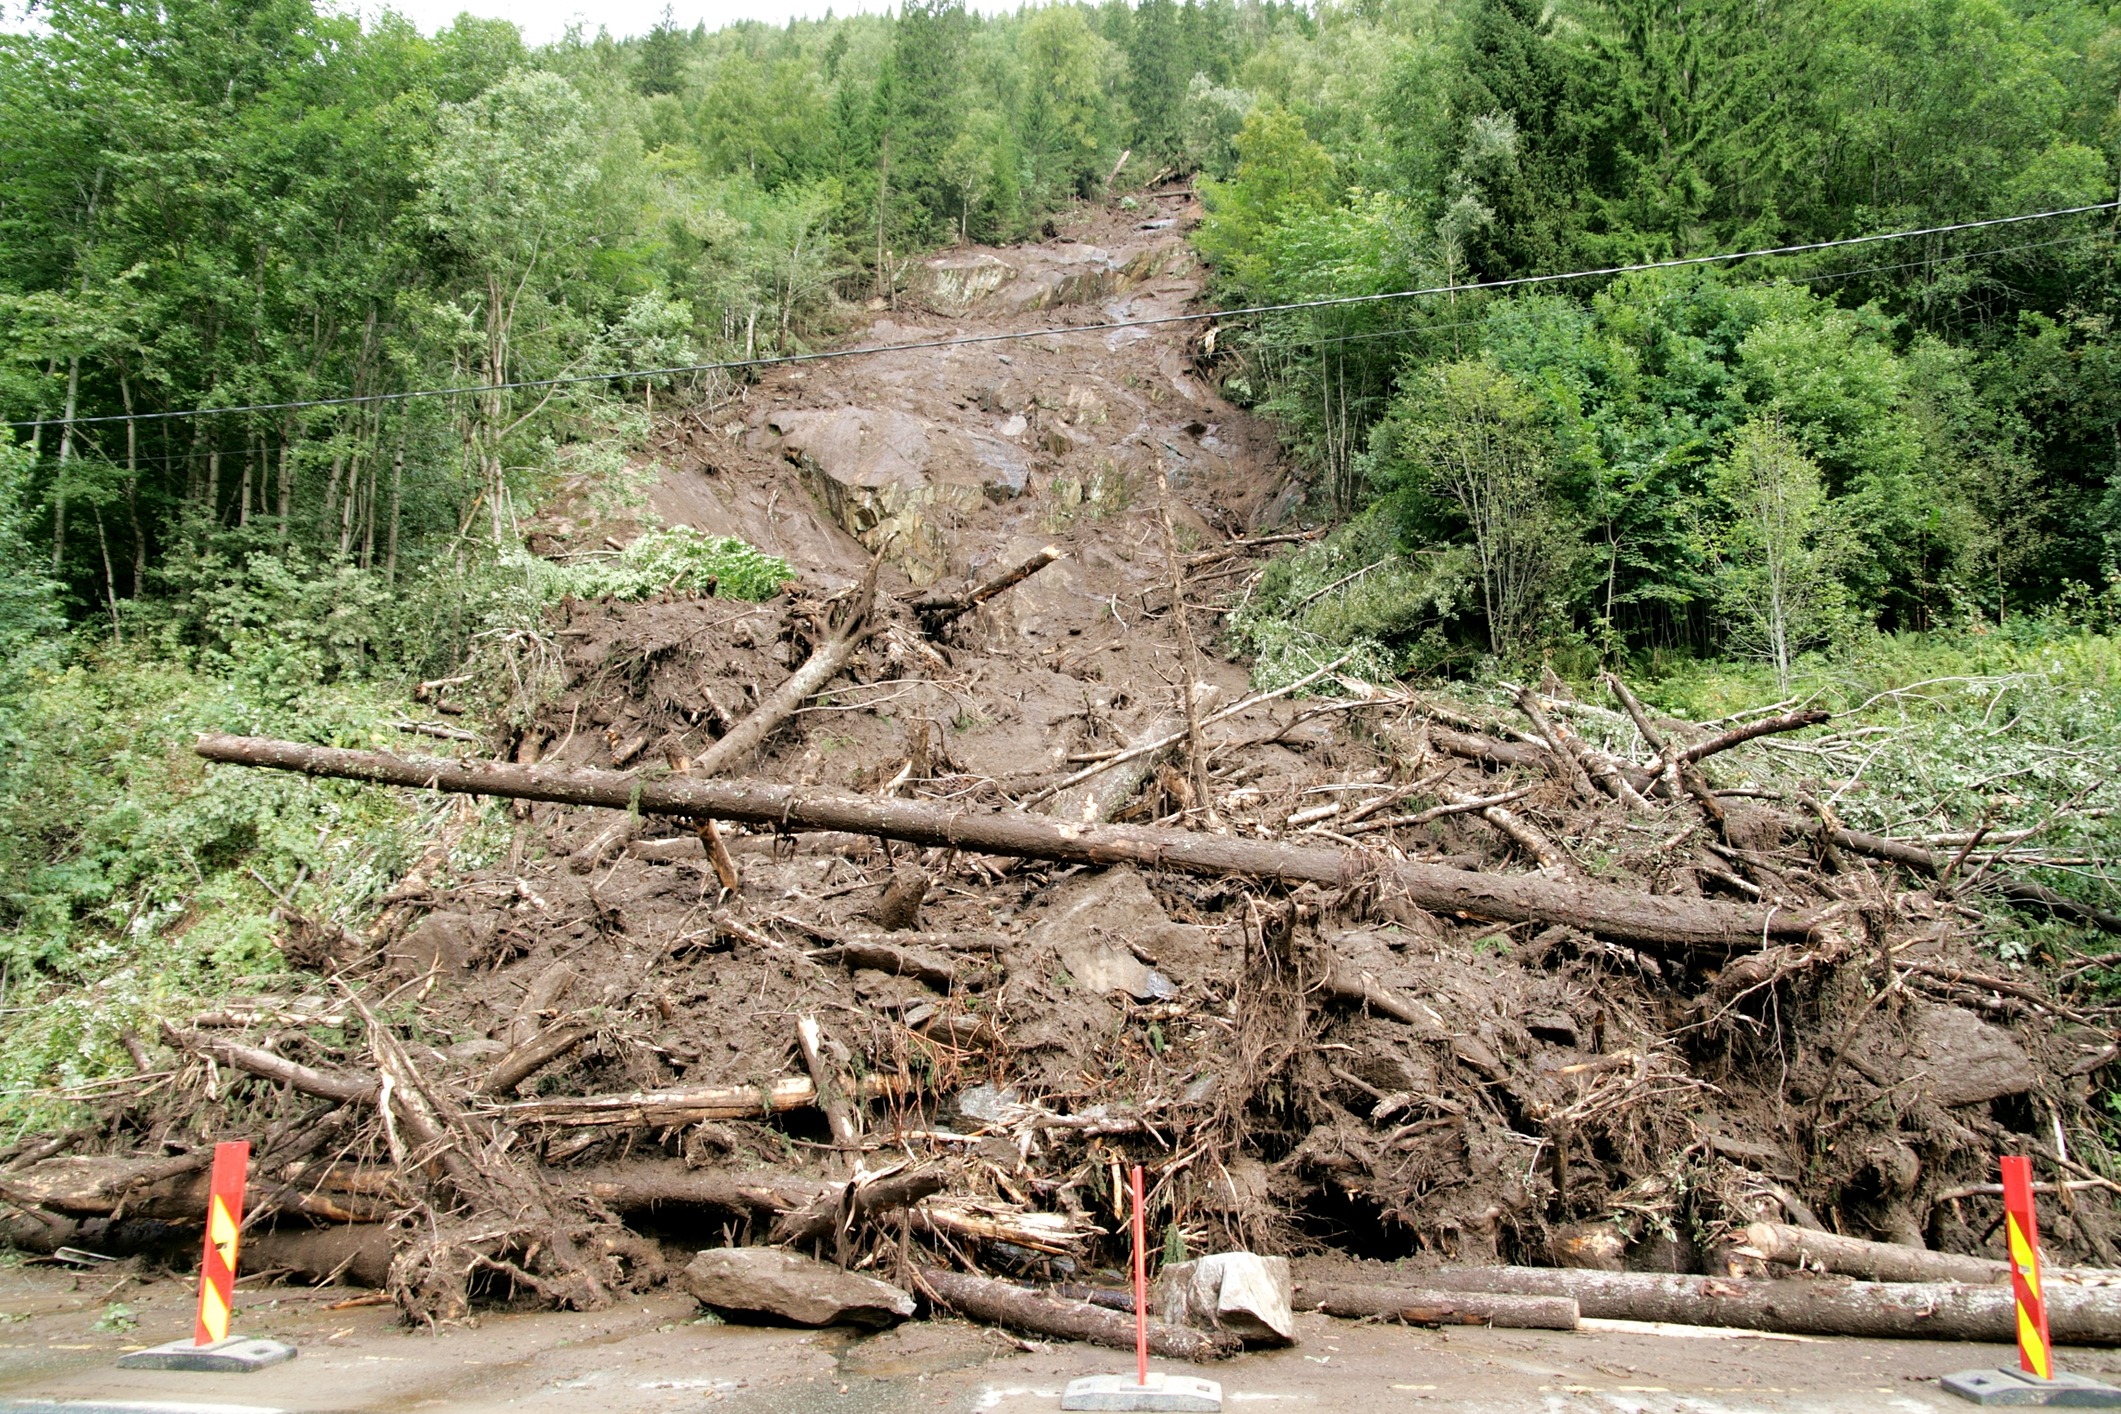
[1156,1252,1295,1345]
[1910,1003,2037,1108]
[682,1247,915,1329]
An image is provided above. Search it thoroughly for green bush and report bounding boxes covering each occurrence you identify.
[527,527,793,603]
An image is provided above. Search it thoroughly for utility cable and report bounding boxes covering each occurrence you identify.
[9,198,2117,431]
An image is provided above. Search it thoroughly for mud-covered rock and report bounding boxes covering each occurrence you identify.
[1910,1003,2037,1107]
[682,1247,914,1328]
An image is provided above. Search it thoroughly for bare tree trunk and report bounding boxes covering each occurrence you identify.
[190,735,1827,951]
[50,355,78,572]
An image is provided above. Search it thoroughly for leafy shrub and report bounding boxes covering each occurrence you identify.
[526,527,793,602]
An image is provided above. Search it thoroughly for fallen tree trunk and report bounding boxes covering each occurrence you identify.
[193,736,1824,950]
[911,545,1062,631]
[1412,1265,2121,1343]
[688,563,878,779]
[1743,1222,2121,1287]
[1293,1281,1578,1330]
[1,1154,396,1223]
[918,1267,1238,1360]
[1831,829,2121,935]
[772,1166,946,1245]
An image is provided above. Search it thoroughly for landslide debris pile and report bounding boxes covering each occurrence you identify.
[5,195,2118,1343]
[9,560,2117,1330]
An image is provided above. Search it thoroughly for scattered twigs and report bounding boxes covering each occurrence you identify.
[1020,656,1350,808]
[910,545,1062,632]
[1831,828,2121,935]
[494,1075,905,1128]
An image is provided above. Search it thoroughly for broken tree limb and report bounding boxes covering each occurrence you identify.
[476,1021,593,1097]
[911,545,1062,631]
[1293,1281,1579,1330]
[771,1165,947,1246]
[1438,783,1570,876]
[1410,1266,2121,1343]
[577,1164,830,1215]
[1512,686,1600,801]
[192,735,1827,950]
[162,1023,380,1105]
[917,1267,1238,1360]
[1678,707,1831,764]
[1046,695,1217,825]
[689,560,880,778]
[1830,829,2121,935]
[796,1015,863,1154]
[809,939,958,990]
[493,1074,906,1128]
[1427,726,1553,772]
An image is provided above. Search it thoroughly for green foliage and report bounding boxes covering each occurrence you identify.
[1635,624,2120,928]
[528,528,792,603]
[1700,418,1857,688]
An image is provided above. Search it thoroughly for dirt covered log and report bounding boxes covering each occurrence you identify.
[1412,1266,2121,1343]
[919,1267,1238,1360]
[192,736,1826,949]
[1293,1281,1578,1330]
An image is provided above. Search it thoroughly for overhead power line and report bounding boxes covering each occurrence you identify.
[9,199,2116,432]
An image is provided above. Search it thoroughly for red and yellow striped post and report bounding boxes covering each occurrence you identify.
[193,1141,251,1347]
[2001,1154,2054,1381]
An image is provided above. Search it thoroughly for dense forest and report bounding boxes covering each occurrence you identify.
[4,0,2120,676]
[2,0,2119,1077]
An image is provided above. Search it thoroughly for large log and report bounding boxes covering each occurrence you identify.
[192,736,1824,950]
[1411,1266,2121,1343]
[918,1267,1238,1361]
[1743,1222,2121,1287]
[1293,1280,1578,1330]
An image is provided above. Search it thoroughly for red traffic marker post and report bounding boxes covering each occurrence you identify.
[117,1141,297,1373]
[1942,1156,2121,1406]
[1060,1165,1221,1413]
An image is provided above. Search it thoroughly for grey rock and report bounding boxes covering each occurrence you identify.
[1155,1252,1294,1345]
[1912,1003,2037,1107]
[682,1247,914,1329]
